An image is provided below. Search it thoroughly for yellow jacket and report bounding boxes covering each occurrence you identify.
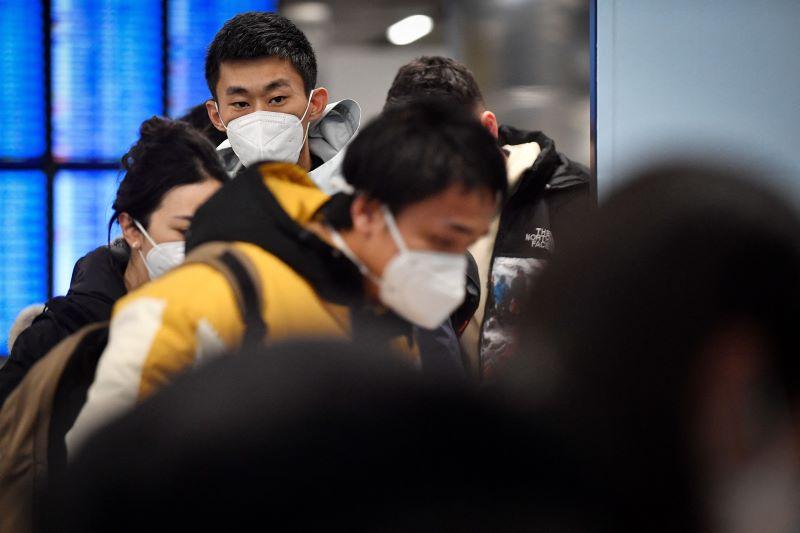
[67,163,416,453]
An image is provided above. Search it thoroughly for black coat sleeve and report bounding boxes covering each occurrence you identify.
[0,310,70,408]
[415,321,467,381]
[549,182,594,251]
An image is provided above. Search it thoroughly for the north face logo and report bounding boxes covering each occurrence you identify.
[525,228,554,251]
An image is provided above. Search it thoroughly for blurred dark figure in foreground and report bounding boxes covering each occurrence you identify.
[510,163,800,533]
[45,340,644,533]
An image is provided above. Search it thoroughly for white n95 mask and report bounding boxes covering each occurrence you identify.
[218,90,314,168]
[330,206,467,330]
[133,220,185,280]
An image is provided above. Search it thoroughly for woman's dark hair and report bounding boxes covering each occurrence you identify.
[177,103,227,148]
[108,116,228,240]
[325,99,507,229]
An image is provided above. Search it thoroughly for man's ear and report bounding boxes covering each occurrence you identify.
[308,87,329,122]
[118,213,143,250]
[480,110,500,140]
[206,99,227,133]
[350,195,382,237]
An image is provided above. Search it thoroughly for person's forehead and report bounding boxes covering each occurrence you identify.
[158,181,220,211]
[415,185,494,212]
[217,56,304,92]
[400,186,496,229]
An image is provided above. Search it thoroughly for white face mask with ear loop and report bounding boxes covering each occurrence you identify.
[329,205,468,330]
[215,90,315,168]
[133,220,186,280]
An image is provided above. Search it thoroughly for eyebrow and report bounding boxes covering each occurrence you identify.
[263,79,291,92]
[224,86,250,96]
[447,222,480,237]
[173,215,193,222]
[224,79,292,96]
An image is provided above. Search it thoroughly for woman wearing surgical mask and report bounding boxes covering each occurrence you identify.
[0,117,227,407]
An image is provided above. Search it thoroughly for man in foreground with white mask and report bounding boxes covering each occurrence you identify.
[66,101,507,454]
[204,11,360,195]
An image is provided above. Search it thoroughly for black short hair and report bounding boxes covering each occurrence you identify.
[205,12,317,99]
[385,56,484,111]
[177,103,227,147]
[108,116,228,238]
[325,100,507,229]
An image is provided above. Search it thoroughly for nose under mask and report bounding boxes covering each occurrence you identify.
[217,90,314,168]
[329,206,467,329]
[133,220,186,280]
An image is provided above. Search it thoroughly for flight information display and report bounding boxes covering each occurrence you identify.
[0,1,46,160]
[168,0,277,117]
[0,0,279,357]
[52,0,163,161]
[53,170,120,296]
[0,172,48,355]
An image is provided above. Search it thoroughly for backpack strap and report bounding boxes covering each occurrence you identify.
[0,321,108,533]
[48,323,110,479]
[184,243,268,346]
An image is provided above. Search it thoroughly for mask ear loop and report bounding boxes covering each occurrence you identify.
[133,219,160,271]
[299,89,316,146]
[213,101,228,130]
[380,205,408,252]
[300,89,315,122]
[133,219,159,249]
[328,226,381,284]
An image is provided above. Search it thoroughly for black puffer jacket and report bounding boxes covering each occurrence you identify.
[0,242,128,407]
[479,127,592,380]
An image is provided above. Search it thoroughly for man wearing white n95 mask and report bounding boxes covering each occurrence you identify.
[204,12,360,195]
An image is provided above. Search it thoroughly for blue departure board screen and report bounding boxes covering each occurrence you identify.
[52,0,163,161]
[0,1,46,160]
[1,0,285,359]
[168,0,277,117]
[0,172,48,356]
[53,170,120,296]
